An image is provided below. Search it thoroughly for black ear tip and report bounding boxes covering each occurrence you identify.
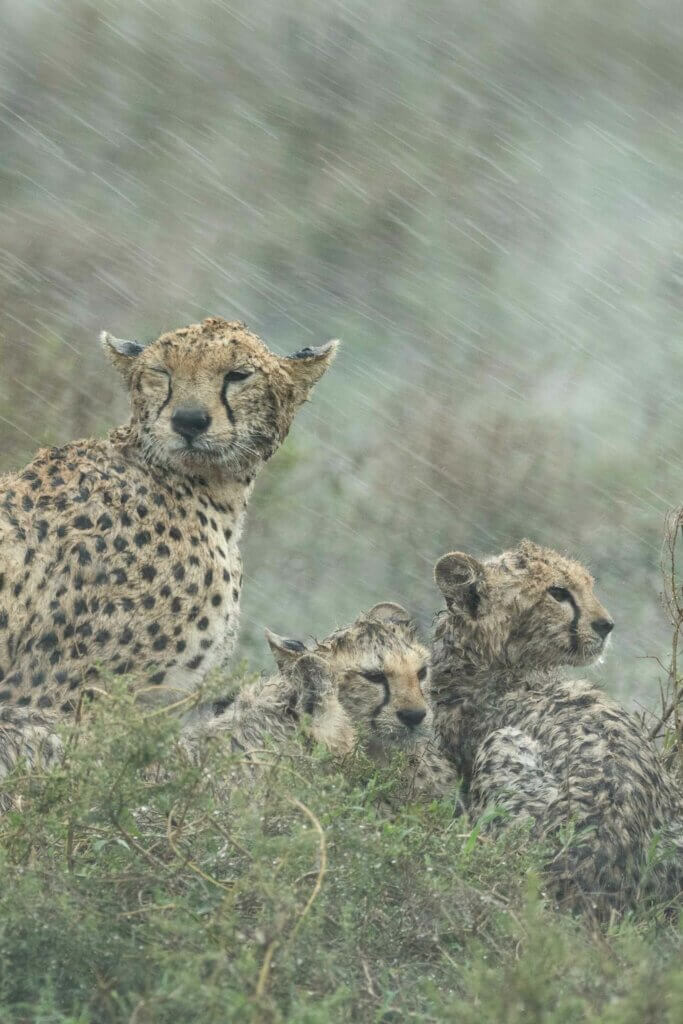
[264,627,306,653]
[284,639,306,652]
[101,331,143,358]
[288,339,339,361]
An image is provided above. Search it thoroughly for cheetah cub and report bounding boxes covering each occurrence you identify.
[186,653,355,778]
[266,603,458,801]
[431,539,683,916]
[0,317,336,726]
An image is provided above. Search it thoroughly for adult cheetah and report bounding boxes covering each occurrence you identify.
[431,539,683,915]
[0,316,337,723]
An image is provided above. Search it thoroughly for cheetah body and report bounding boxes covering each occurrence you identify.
[0,317,336,717]
[188,653,355,770]
[431,540,683,914]
[0,438,246,713]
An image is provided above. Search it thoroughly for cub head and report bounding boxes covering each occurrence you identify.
[266,602,432,749]
[434,539,614,670]
[102,316,337,476]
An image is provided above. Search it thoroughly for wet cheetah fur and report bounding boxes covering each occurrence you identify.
[0,317,337,733]
[187,653,355,774]
[431,539,683,916]
[266,602,458,802]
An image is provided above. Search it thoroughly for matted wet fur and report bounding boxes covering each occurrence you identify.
[431,539,683,916]
[0,317,337,739]
[185,653,355,780]
[265,603,458,802]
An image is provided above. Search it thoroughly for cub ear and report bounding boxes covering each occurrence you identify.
[434,552,487,617]
[366,602,411,624]
[101,331,144,379]
[517,538,543,562]
[281,339,339,391]
[291,653,334,714]
[265,627,309,672]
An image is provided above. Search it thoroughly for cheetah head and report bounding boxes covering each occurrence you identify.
[266,603,432,750]
[102,316,337,476]
[434,539,614,671]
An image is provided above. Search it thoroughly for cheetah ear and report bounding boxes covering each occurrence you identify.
[434,552,488,617]
[101,331,144,379]
[291,654,334,711]
[281,340,339,391]
[517,538,543,561]
[265,628,310,671]
[366,602,411,625]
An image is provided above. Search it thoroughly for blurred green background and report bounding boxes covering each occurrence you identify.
[1,0,682,704]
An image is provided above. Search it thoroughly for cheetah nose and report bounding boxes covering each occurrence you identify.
[171,407,211,442]
[592,618,614,639]
[396,707,427,728]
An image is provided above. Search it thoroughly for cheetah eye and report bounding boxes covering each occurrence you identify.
[548,586,572,603]
[224,369,253,383]
[147,366,170,377]
[417,666,428,682]
[362,670,388,685]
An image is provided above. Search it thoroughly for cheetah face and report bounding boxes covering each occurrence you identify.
[102,318,337,476]
[435,540,614,671]
[265,603,432,750]
[334,642,432,749]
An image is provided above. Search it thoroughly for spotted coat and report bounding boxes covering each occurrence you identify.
[0,317,337,722]
[431,540,683,915]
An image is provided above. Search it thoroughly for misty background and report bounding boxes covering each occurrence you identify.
[1,0,682,706]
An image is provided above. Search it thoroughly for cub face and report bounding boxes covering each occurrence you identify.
[266,603,432,749]
[102,316,337,475]
[434,539,614,670]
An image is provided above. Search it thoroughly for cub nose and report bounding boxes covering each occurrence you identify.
[396,707,427,728]
[592,618,614,639]
[171,407,211,442]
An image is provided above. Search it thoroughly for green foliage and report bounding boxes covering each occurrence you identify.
[0,687,678,1023]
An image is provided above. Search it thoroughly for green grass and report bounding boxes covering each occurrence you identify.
[0,684,679,1023]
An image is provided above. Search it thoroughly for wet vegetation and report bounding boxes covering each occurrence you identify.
[0,682,680,1023]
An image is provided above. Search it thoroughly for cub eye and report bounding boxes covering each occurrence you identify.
[548,586,572,603]
[417,666,428,682]
[224,369,253,383]
[146,366,170,377]
[362,670,388,685]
